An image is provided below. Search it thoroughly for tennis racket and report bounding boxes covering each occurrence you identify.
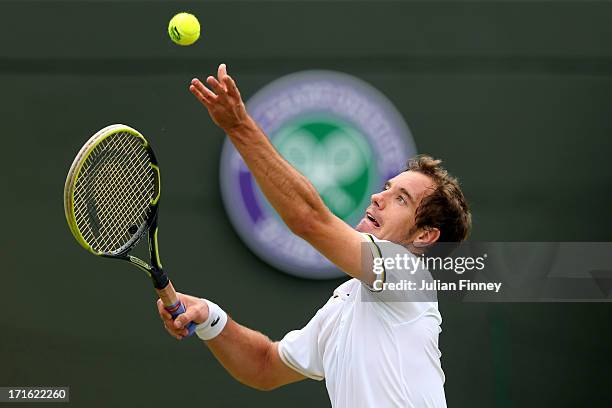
[64,124,196,336]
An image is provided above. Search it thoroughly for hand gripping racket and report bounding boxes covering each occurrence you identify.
[64,124,196,336]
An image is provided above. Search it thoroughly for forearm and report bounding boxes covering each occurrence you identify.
[226,117,330,231]
[204,318,293,391]
[159,294,303,390]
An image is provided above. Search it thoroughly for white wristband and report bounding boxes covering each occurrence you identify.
[195,299,228,341]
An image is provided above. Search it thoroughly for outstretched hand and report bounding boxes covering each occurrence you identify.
[190,63,250,132]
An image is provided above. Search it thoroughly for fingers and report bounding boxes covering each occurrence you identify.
[189,85,208,106]
[190,78,217,104]
[163,320,187,340]
[158,299,186,340]
[223,74,241,99]
[173,308,196,329]
[191,65,237,102]
[157,299,172,321]
[218,63,227,81]
[191,78,216,98]
[206,75,226,95]
[218,63,240,99]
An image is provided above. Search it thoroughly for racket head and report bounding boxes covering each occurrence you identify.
[64,124,160,257]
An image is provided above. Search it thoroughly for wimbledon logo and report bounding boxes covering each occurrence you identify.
[220,71,416,279]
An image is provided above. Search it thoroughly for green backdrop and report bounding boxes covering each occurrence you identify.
[1,1,611,407]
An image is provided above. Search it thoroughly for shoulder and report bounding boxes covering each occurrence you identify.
[361,233,416,261]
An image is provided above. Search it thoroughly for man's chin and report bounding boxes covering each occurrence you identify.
[355,219,376,235]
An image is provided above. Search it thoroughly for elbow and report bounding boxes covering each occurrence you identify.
[235,370,281,392]
[236,378,276,392]
[251,364,288,391]
[250,379,281,392]
[243,346,284,392]
[284,181,330,239]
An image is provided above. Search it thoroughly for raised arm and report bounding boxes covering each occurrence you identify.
[158,294,304,390]
[190,64,373,284]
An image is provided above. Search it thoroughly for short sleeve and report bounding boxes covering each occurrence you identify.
[278,310,326,381]
[361,233,385,289]
[359,233,439,325]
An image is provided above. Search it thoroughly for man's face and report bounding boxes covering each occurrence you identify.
[355,171,436,244]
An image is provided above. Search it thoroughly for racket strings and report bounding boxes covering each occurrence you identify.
[79,135,152,251]
[89,135,153,248]
[73,132,155,253]
[88,149,148,240]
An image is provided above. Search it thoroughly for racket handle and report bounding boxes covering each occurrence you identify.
[166,302,197,336]
[156,281,196,337]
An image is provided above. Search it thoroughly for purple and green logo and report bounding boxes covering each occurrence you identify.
[220,71,416,279]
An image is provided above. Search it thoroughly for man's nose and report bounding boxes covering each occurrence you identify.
[371,192,384,209]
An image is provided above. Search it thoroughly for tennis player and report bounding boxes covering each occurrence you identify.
[157,64,471,408]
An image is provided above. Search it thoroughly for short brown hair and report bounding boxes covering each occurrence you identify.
[406,155,471,248]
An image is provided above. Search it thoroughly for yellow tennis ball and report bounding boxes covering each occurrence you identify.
[168,13,200,46]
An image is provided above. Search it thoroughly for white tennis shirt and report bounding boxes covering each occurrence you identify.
[278,234,447,408]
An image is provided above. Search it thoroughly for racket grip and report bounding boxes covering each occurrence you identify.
[157,281,196,337]
[165,302,197,336]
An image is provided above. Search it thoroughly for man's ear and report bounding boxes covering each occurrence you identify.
[412,227,441,248]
